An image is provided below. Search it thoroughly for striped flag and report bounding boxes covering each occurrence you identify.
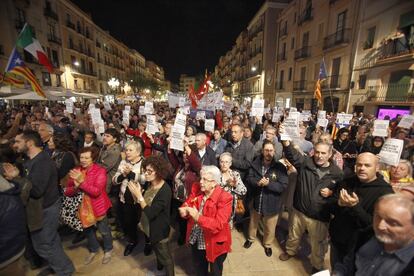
[314,58,327,106]
[1,73,25,87]
[331,123,338,139]
[5,48,45,97]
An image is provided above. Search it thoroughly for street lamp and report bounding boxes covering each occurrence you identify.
[122,82,131,94]
[107,77,120,94]
[73,61,80,67]
[251,66,257,72]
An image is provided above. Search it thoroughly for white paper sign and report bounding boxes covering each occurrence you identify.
[251,99,265,117]
[170,126,185,151]
[205,119,215,132]
[178,97,187,107]
[168,93,180,108]
[372,120,389,137]
[144,102,154,114]
[196,111,206,121]
[378,138,404,166]
[318,118,329,129]
[281,116,300,141]
[139,106,145,116]
[398,115,414,129]
[317,110,326,120]
[290,107,297,112]
[104,102,111,111]
[125,105,131,112]
[174,113,187,134]
[91,109,101,124]
[336,113,353,125]
[122,110,130,126]
[145,115,159,135]
[272,112,283,123]
[300,113,310,122]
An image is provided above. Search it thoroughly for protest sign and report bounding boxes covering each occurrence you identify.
[144,102,154,114]
[168,93,180,108]
[122,110,130,126]
[280,115,299,141]
[398,115,414,129]
[178,97,187,107]
[204,119,215,132]
[272,112,283,123]
[372,120,389,137]
[317,110,326,120]
[196,111,206,121]
[300,112,310,122]
[318,118,329,129]
[125,105,131,112]
[145,115,159,135]
[91,109,101,124]
[170,126,185,151]
[336,113,353,126]
[174,113,187,134]
[104,102,111,111]
[378,138,404,166]
[251,99,264,117]
[138,106,145,116]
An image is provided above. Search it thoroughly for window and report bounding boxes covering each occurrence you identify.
[336,11,347,32]
[291,37,295,49]
[69,36,73,48]
[300,66,307,81]
[55,74,61,87]
[364,26,376,49]
[293,12,296,23]
[279,70,284,89]
[302,32,309,47]
[358,74,367,89]
[51,50,59,67]
[314,63,320,80]
[71,55,76,65]
[288,67,292,81]
[48,23,56,37]
[83,80,87,90]
[42,72,51,86]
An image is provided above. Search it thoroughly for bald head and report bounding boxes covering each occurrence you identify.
[355,152,379,183]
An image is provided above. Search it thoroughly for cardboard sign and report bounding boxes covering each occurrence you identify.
[372,120,389,137]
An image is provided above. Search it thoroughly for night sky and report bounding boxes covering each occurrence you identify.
[70,0,265,84]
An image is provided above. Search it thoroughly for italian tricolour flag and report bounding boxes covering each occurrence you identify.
[16,23,53,73]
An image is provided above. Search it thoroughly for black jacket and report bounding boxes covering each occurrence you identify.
[329,175,394,250]
[0,179,26,267]
[224,138,254,180]
[284,144,343,222]
[142,182,172,244]
[196,146,218,167]
[247,156,288,215]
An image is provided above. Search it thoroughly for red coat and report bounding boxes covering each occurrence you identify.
[65,163,112,217]
[183,185,233,262]
[126,128,152,157]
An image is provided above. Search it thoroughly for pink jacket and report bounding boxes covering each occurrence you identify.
[65,163,112,217]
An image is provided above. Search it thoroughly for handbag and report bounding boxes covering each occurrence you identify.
[60,192,83,232]
[235,197,245,215]
[78,193,98,228]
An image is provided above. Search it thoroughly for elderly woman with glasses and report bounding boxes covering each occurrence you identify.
[179,166,233,276]
[218,152,247,226]
[127,155,174,275]
[381,159,414,192]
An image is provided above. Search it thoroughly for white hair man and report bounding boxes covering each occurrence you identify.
[195,133,218,166]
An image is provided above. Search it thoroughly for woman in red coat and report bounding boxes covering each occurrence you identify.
[179,165,233,276]
[66,146,113,265]
[125,120,152,157]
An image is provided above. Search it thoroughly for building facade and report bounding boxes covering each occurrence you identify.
[0,0,165,96]
[179,74,196,93]
[349,0,414,115]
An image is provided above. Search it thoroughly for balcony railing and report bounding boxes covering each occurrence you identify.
[71,66,97,77]
[66,20,75,30]
[294,46,311,60]
[377,36,413,61]
[277,52,287,62]
[298,7,313,25]
[323,28,351,50]
[293,80,307,91]
[366,83,414,102]
[47,34,61,45]
[44,8,58,21]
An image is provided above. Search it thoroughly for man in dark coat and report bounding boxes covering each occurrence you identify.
[329,152,394,268]
[194,133,218,166]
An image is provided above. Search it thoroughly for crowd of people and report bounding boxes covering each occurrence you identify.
[0,100,413,276]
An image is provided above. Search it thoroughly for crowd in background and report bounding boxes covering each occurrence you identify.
[0,100,414,276]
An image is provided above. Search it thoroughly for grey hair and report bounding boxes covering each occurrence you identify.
[200,165,221,184]
[219,152,232,162]
[375,194,414,225]
[41,123,54,134]
[195,133,207,140]
[314,141,333,152]
[398,159,413,178]
[125,140,143,156]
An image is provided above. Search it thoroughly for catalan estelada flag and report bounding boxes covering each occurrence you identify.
[5,47,45,97]
[0,72,25,87]
[314,58,327,106]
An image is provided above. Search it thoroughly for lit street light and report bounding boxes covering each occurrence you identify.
[251,66,257,72]
[108,77,120,94]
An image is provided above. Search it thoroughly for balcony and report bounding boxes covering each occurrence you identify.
[293,80,307,91]
[277,52,287,62]
[71,66,97,77]
[44,8,58,21]
[279,25,288,38]
[66,20,75,30]
[377,36,413,62]
[47,34,61,45]
[294,46,311,60]
[298,7,313,25]
[366,83,414,103]
[323,28,351,50]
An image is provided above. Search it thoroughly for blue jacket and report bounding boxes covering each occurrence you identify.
[247,156,289,216]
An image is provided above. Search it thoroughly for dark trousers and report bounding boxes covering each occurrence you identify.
[117,201,141,244]
[330,242,347,269]
[171,198,187,241]
[191,244,227,276]
[31,199,74,276]
[84,216,113,253]
[153,241,175,276]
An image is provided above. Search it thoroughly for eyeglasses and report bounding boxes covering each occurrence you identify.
[144,169,155,175]
[200,177,215,183]
[220,160,231,164]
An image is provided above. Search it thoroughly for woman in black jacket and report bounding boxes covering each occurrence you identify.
[128,155,174,276]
